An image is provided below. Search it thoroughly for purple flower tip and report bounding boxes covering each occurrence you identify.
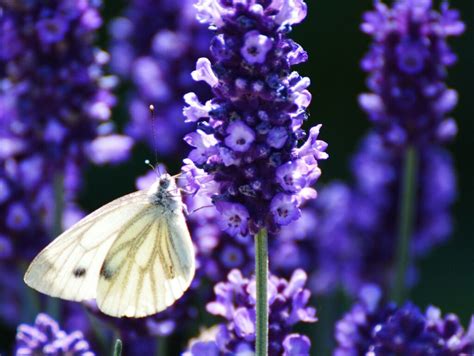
[192,57,218,87]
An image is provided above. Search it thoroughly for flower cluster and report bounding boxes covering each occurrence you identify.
[186,269,316,355]
[183,0,328,236]
[335,285,474,355]
[15,313,94,355]
[0,0,132,261]
[359,0,464,146]
[109,0,211,155]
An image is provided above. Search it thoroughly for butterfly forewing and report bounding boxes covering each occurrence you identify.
[24,190,150,301]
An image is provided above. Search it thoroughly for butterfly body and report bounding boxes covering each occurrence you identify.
[24,174,195,318]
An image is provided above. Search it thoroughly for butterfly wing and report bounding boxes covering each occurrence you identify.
[24,190,150,302]
[96,208,195,318]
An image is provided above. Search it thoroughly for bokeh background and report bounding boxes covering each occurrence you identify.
[1,0,473,354]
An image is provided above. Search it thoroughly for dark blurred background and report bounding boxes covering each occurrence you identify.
[76,0,473,352]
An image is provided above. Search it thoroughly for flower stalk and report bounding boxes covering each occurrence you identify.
[113,339,123,356]
[391,147,418,303]
[47,173,64,320]
[255,228,268,356]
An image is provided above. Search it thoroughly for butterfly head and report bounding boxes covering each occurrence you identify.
[147,173,181,210]
[158,175,171,190]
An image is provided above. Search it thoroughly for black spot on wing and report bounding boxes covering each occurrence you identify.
[100,263,114,280]
[73,267,86,278]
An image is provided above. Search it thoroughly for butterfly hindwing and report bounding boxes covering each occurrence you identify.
[24,191,150,301]
[96,209,195,318]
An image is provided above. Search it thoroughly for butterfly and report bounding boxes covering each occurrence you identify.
[24,173,195,318]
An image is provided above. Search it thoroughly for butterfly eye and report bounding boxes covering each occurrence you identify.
[160,178,170,189]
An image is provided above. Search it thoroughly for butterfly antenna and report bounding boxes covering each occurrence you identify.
[149,104,159,168]
[144,160,160,178]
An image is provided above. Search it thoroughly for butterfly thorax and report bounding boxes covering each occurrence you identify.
[147,174,182,212]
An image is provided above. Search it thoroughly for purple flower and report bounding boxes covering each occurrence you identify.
[5,202,30,231]
[183,0,327,236]
[109,0,211,155]
[240,31,273,64]
[215,202,250,237]
[184,339,220,356]
[334,285,474,355]
[360,0,464,146]
[283,334,311,356]
[224,121,256,153]
[270,193,301,226]
[186,269,316,355]
[36,17,69,44]
[15,313,94,355]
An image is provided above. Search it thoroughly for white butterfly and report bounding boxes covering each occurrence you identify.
[24,173,195,318]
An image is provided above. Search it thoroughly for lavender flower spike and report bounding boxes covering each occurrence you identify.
[15,313,94,355]
[334,285,474,355]
[360,0,464,146]
[185,269,317,355]
[183,0,327,235]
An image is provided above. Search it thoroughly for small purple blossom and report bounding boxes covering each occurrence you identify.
[15,313,94,355]
[36,17,69,44]
[360,0,464,146]
[183,0,327,235]
[215,202,250,238]
[270,193,301,226]
[240,31,273,64]
[224,121,256,153]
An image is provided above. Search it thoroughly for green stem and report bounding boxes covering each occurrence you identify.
[47,173,64,320]
[255,228,268,356]
[112,339,122,356]
[314,294,337,356]
[391,147,418,304]
[156,336,167,355]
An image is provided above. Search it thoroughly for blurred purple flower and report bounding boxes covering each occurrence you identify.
[0,0,131,263]
[271,182,362,295]
[15,313,94,355]
[350,133,456,290]
[186,269,316,355]
[109,0,211,156]
[360,0,464,146]
[334,285,474,355]
[183,0,327,236]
